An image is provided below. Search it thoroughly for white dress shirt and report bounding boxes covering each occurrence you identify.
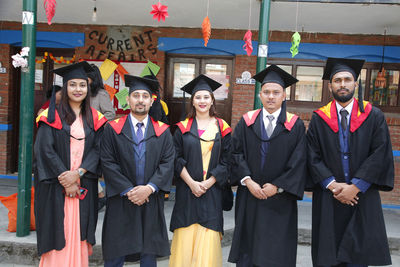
[129,113,149,135]
[128,113,155,193]
[335,99,354,126]
[241,107,282,186]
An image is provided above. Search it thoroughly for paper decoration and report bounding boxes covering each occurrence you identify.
[116,64,129,82]
[202,16,211,47]
[99,59,118,81]
[290,32,301,58]
[243,30,253,56]
[104,84,118,101]
[35,52,76,64]
[140,60,160,77]
[244,0,253,56]
[115,88,129,110]
[11,47,29,68]
[44,0,57,25]
[150,1,169,22]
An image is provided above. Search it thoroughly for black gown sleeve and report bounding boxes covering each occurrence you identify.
[353,110,394,190]
[208,132,231,186]
[271,120,307,199]
[307,114,334,186]
[101,124,134,197]
[173,129,187,177]
[230,119,252,186]
[147,129,175,192]
[34,123,68,183]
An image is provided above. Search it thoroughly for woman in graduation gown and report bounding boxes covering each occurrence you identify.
[169,75,232,267]
[34,61,107,267]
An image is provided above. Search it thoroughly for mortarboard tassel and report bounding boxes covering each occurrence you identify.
[47,85,57,123]
[358,78,364,113]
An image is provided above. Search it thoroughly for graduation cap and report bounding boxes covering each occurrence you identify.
[142,68,160,89]
[53,61,93,84]
[46,84,62,99]
[142,69,169,123]
[322,57,365,81]
[124,74,159,95]
[253,65,298,89]
[180,74,222,95]
[48,61,93,123]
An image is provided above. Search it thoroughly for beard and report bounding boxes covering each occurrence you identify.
[132,104,149,115]
[332,88,355,103]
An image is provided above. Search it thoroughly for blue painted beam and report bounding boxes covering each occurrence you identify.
[158,37,400,63]
[0,124,12,131]
[0,30,85,48]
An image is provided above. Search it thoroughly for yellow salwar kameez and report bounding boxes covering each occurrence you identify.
[169,122,222,267]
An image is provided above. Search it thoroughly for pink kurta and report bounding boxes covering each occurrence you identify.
[39,117,92,267]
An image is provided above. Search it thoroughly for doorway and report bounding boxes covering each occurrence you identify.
[165,54,234,128]
[10,47,75,173]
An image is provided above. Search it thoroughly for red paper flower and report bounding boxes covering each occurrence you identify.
[150,2,169,22]
[44,0,57,25]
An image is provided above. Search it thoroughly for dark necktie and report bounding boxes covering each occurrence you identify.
[340,109,349,131]
[266,115,274,138]
[136,122,144,151]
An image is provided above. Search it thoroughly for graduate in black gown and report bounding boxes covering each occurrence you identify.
[169,75,232,267]
[228,65,307,267]
[101,74,174,267]
[307,58,394,267]
[34,61,107,266]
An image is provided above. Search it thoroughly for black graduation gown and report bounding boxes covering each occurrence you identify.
[228,108,307,267]
[307,100,394,266]
[34,109,105,256]
[100,115,175,261]
[170,118,231,233]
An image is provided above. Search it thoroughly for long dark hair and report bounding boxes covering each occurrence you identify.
[187,90,217,119]
[87,64,104,97]
[57,80,94,128]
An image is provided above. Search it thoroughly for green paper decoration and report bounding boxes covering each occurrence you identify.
[140,60,160,77]
[115,88,130,110]
[290,32,301,58]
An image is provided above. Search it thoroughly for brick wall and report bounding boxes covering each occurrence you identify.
[0,21,399,204]
[231,55,257,126]
[383,122,400,204]
[0,44,14,173]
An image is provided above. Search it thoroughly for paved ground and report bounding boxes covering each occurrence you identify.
[1,245,400,266]
[1,178,400,266]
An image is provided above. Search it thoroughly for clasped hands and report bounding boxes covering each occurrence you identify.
[126,185,153,206]
[245,178,278,200]
[189,177,216,198]
[58,170,80,198]
[328,181,360,206]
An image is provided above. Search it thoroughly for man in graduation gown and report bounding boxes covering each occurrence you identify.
[307,58,394,267]
[101,74,175,267]
[228,65,307,267]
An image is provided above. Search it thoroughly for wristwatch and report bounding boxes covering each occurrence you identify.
[77,168,84,177]
[277,187,284,194]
